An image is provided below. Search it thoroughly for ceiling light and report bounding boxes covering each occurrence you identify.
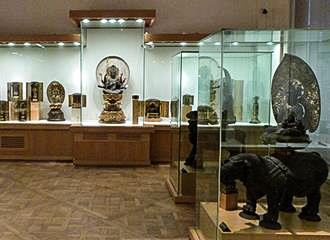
[58,42,65,46]
[214,42,221,45]
[8,42,15,46]
[180,42,187,46]
[146,41,154,46]
[24,42,31,46]
[267,41,274,45]
[118,19,125,24]
[136,18,144,23]
[198,42,204,46]
[232,42,239,46]
[100,19,107,24]
[73,42,80,46]
[109,19,117,23]
[82,19,90,24]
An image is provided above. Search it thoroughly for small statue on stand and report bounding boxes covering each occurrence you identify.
[47,81,65,121]
[96,57,129,123]
[249,96,261,124]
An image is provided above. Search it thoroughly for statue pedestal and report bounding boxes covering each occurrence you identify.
[220,192,238,210]
[30,102,40,121]
[48,103,65,121]
[71,108,81,122]
[99,93,126,123]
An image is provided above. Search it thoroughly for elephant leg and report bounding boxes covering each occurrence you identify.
[259,191,282,230]
[279,191,296,213]
[299,188,321,222]
[239,190,259,220]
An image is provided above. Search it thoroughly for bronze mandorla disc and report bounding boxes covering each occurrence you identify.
[271,54,320,133]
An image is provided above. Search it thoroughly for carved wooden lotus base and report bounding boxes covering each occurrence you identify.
[99,110,126,123]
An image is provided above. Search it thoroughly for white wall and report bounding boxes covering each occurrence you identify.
[0,46,80,120]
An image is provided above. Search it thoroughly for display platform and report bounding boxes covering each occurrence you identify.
[166,161,195,203]
[189,202,330,240]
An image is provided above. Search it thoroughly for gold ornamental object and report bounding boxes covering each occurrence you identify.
[47,81,65,121]
[7,82,23,101]
[69,93,87,109]
[26,82,43,102]
[0,101,9,121]
[99,93,125,123]
[182,95,194,121]
[96,56,129,123]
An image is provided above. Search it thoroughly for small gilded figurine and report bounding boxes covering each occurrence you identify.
[250,96,261,124]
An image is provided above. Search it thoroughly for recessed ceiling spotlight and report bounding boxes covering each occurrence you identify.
[109,19,117,23]
[24,42,31,46]
[180,42,187,46]
[232,42,239,46]
[58,42,65,46]
[8,42,15,46]
[136,18,144,23]
[198,42,204,46]
[267,41,274,45]
[73,42,80,46]
[146,41,154,46]
[214,42,221,45]
[82,19,90,24]
[100,19,107,24]
[118,19,125,24]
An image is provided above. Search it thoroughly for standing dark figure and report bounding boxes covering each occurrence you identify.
[184,111,198,168]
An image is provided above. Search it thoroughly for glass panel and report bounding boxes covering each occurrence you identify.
[0,43,80,123]
[195,32,222,240]
[80,20,145,125]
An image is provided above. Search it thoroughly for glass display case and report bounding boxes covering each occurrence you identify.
[192,29,330,240]
[168,51,199,202]
[0,40,80,123]
[80,20,145,125]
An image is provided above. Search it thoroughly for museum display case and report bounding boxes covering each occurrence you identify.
[167,51,199,203]
[190,29,330,240]
[0,35,80,161]
[0,37,80,123]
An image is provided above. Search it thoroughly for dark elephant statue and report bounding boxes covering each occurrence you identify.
[220,152,328,230]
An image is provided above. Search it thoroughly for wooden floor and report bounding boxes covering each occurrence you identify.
[0,162,194,240]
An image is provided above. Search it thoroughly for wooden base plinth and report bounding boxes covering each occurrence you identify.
[9,102,19,120]
[30,102,40,120]
[71,108,81,122]
[198,201,330,240]
[220,192,238,210]
[165,178,195,204]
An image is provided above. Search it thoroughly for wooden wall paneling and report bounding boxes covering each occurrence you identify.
[72,126,154,166]
[150,126,172,163]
